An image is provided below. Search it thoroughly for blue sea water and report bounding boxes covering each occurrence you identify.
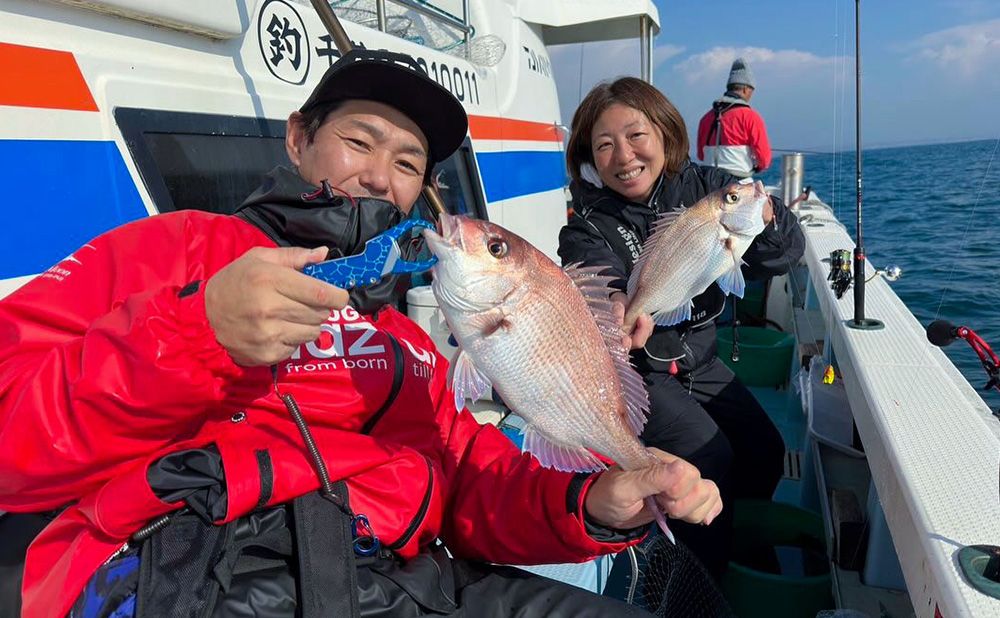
[759,139,1000,411]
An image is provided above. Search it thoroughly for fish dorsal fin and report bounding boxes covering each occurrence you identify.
[564,263,651,436]
[448,348,492,411]
[522,424,607,473]
[627,208,686,297]
[564,262,618,291]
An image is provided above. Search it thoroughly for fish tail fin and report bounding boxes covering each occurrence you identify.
[644,496,676,544]
[651,300,692,326]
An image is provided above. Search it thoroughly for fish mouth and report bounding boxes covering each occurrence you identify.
[422,212,463,255]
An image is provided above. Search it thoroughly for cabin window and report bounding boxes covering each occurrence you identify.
[116,108,288,215]
[413,141,488,221]
[118,109,487,222]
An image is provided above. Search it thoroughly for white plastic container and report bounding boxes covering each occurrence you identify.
[406,285,458,359]
[802,356,863,457]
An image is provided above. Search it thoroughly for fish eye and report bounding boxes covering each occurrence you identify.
[487,238,509,258]
[725,192,739,204]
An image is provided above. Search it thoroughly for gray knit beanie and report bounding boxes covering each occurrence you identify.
[727,57,755,89]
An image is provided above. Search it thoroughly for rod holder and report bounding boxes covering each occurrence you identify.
[781,153,805,210]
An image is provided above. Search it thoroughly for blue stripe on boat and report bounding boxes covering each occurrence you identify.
[475,150,565,203]
[0,140,147,279]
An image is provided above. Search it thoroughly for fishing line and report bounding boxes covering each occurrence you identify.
[831,0,841,220]
[933,136,1000,319]
[836,0,850,222]
[827,0,851,222]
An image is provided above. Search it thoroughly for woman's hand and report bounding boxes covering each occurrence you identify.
[763,196,775,225]
[611,292,653,350]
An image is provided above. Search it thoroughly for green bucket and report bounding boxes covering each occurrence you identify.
[717,326,794,387]
[722,500,834,618]
[735,284,767,321]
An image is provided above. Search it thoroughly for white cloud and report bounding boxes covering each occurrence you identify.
[655,46,851,154]
[906,19,1000,78]
[674,46,837,86]
[549,40,685,124]
[653,44,685,67]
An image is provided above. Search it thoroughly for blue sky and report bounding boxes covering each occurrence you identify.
[548,0,1000,152]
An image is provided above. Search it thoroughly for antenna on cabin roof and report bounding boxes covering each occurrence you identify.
[846,0,884,331]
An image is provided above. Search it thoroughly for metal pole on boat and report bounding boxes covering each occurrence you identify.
[308,0,448,221]
[847,0,883,330]
[462,0,471,59]
[376,0,387,33]
[639,15,652,84]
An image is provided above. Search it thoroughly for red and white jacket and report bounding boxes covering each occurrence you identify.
[696,102,772,176]
[0,210,636,618]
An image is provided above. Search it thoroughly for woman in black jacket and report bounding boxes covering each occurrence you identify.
[558,77,805,578]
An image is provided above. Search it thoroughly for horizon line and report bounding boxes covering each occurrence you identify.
[769,135,997,155]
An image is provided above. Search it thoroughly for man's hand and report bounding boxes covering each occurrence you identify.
[611,292,653,350]
[205,246,350,366]
[584,448,722,530]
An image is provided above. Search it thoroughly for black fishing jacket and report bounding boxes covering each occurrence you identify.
[558,161,805,375]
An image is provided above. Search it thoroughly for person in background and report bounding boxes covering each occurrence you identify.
[696,57,772,178]
[560,77,804,579]
[0,50,722,618]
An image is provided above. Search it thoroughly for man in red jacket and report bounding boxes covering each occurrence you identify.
[696,57,772,178]
[0,49,721,617]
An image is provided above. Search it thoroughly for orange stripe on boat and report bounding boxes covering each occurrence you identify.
[0,43,98,111]
[468,115,561,142]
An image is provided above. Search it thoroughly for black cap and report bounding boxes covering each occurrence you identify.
[299,49,468,164]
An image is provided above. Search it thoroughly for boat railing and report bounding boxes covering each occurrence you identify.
[796,198,1000,617]
[330,0,473,57]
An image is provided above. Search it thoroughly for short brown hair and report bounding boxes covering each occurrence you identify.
[566,77,689,184]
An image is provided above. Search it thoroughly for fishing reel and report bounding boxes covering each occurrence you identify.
[827,249,853,299]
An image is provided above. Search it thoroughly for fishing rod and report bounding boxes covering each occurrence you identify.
[927,320,1000,408]
[308,0,448,221]
[846,0,883,330]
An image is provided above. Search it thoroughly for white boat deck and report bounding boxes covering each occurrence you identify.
[797,198,1000,617]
